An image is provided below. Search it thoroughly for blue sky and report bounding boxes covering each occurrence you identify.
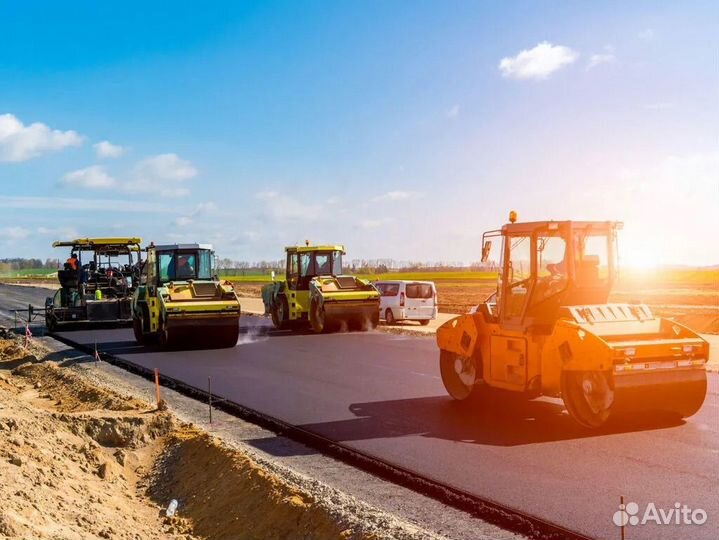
[1,1,717,266]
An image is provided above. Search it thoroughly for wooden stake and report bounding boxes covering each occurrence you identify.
[154,368,161,408]
[620,495,625,540]
[208,376,212,424]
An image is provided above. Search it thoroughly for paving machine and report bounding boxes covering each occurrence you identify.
[437,212,708,428]
[262,243,380,333]
[131,243,241,348]
[45,237,143,330]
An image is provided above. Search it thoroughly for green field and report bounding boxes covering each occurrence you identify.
[0,268,57,279]
[222,270,500,284]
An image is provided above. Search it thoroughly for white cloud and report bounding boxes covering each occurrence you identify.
[371,190,423,203]
[359,218,393,229]
[586,47,616,71]
[93,140,125,159]
[254,191,323,222]
[124,153,198,197]
[0,113,83,162]
[447,105,460,118]
[135,153,197,180]
[644,102,673,110]
[37,226,79,238]
[638,28,654,41]
[0,226,31,241]
[61,165,116,189]
[172,201,218,227]
[173,216,193,227]
[499,41,579,80]
[0,195,176,213]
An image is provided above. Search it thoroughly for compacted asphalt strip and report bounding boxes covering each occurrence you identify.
[2,283,718,540]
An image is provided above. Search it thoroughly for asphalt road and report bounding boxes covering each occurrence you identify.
[2,284,717,540]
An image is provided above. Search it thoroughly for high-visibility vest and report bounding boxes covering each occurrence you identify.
[66,257,78,270]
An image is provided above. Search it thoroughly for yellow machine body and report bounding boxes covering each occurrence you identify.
[437,215,708,428]
[132,243,241,349]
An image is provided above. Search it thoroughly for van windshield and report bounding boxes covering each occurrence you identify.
[406,283,433,299]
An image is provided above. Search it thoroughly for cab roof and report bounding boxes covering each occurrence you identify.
[500,220,623,235]
[149,243,213,251]
[52,237,142,250]
[285,244,345,254]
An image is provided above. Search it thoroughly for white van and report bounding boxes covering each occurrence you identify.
[374,280,438,325]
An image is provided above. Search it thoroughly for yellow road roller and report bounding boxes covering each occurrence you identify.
[131,243,241,348]
[437,212,708,428]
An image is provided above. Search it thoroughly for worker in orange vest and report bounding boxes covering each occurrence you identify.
[65,254,79,271]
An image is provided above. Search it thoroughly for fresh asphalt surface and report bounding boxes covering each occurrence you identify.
[2,284,718,540]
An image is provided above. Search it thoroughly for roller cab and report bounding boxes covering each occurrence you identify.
[436,213,708,429]
[132,243,241,349]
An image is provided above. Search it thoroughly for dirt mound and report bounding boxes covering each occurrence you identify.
[0,375,182,539]
[151,429,372,540]
[13,361,148,412]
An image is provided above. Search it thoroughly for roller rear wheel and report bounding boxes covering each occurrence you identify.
[440,349,478,401]
[561,370,613,428]
[271,296,289,330]
[132,306,151,345]
[310,298,328,333]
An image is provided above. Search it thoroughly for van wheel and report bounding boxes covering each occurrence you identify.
[385,308,396,325]
[419,319,430,326]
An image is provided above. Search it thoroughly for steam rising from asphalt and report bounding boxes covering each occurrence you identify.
[237,323,270,345]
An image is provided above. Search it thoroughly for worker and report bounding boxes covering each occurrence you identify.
[176,255,195,279]
[65,253,79,271]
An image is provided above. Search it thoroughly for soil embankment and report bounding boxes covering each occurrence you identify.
[0,329,442,540]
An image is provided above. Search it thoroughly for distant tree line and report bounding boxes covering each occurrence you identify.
[215,257,500,275]
[0,258,60,271]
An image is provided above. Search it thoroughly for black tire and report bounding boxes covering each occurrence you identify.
[419,319,430,326]
[132,316,145,344]
[45,314,57,333]
[270,296,289,330]
[385,308,396,325]
[309,297,328,333]
[440,349,479,401]
[368,310,379,330]
[132,305,151,345]
[561,370,613,429]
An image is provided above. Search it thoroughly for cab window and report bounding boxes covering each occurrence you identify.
[504,235,531,319]
[331,251,343,274]
[159,253,173,282]
[535,236,568,303]
[198,251,212,280]
[300,253,313,276]
[315,253,331,275]
[576,234,608,284]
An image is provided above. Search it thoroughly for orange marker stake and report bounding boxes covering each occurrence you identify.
[154,368,161,408]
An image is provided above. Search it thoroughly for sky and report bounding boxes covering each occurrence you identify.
[1,0,717,267]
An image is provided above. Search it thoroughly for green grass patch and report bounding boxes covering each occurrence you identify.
[0,268,57,278]
[222,270,499,283]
